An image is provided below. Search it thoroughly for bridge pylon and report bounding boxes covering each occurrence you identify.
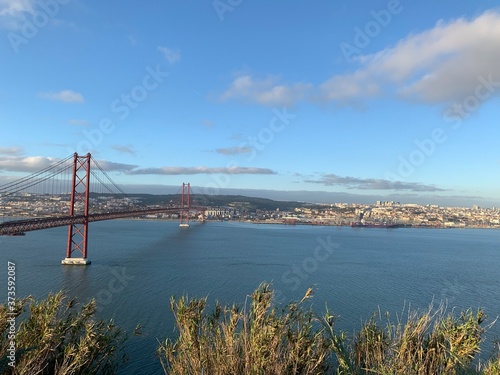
[179,182,190,227]
[62,153,91,265]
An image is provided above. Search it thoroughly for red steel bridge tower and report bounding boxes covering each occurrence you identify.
[62,153,92,265]
[0,152,196,264]
[179,182,190,227]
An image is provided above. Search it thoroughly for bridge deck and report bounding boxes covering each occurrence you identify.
[0,206,203,235]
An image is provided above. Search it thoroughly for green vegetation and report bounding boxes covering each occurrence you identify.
[2,286,499,374]
[191,194,305,212]
[157,284,329,374]
[0,292,126,374]
[160,283,500,375]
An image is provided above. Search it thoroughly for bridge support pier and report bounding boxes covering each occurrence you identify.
[62,258,91,265]
[63,153,91,265]
[179,182,190,228]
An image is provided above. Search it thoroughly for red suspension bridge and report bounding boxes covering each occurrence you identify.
[0,153,201,265]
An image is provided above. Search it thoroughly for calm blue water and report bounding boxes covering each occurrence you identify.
[1,220,499,373]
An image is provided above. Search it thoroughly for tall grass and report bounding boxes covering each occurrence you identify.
[2,285,499,374]
[0,292,127,374]
[159,284,499,375]
[325,304,494,374]
[157,283,331,374]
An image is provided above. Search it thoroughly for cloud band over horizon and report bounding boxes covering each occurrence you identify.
[0,156,448,194]
[0,155,276,176]
[305,173,447,192]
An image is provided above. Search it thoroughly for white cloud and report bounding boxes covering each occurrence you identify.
[111,145,136,155]
[320,10,500,106]
[0,0,72,30]
[0,155,274,177]
[0,146,23,155]
[0,0,35,29]
[0,0,33,16]
[217,11,500,109]
[128,166,276,175]
[158,46,181,64]
[318,69,380,105]
[305,173,446,192]
[216,146,253,155]
[39,90,85,103]
[220,74,311,106]
[94,160,138,173]
[0,156,60,172]
[0,155,137,174]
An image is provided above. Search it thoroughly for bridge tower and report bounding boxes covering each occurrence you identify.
[62,153,91,265]
[179,182,190,227]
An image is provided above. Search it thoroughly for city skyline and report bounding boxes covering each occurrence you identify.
[1,1,500,207]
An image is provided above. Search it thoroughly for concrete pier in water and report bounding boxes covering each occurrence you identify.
[61,258,91,265]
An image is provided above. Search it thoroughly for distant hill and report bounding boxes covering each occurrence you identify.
[191,194,306,211]
[96,192,307,211]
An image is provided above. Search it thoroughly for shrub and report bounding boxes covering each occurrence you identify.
[323,303,496,375]
[0,292,127,374]
[2,286,498,374]
[161,285,499,375]
[157,283,331,374]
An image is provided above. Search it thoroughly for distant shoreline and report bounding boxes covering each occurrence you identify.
[2,215,498,230]
[108,217,500,230]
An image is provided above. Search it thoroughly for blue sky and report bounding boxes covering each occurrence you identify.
[1,0,500,206]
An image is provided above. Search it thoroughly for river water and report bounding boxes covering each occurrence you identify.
[1,220,499,373]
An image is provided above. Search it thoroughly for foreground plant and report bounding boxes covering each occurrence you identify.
[158,283,331,374]
[0,292,127,374]
[3,286,496,374]
[480,341,500,374]
[323,303,498,375]
[160,284,499,375]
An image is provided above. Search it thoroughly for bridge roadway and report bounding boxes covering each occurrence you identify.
[0,206,200,235]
